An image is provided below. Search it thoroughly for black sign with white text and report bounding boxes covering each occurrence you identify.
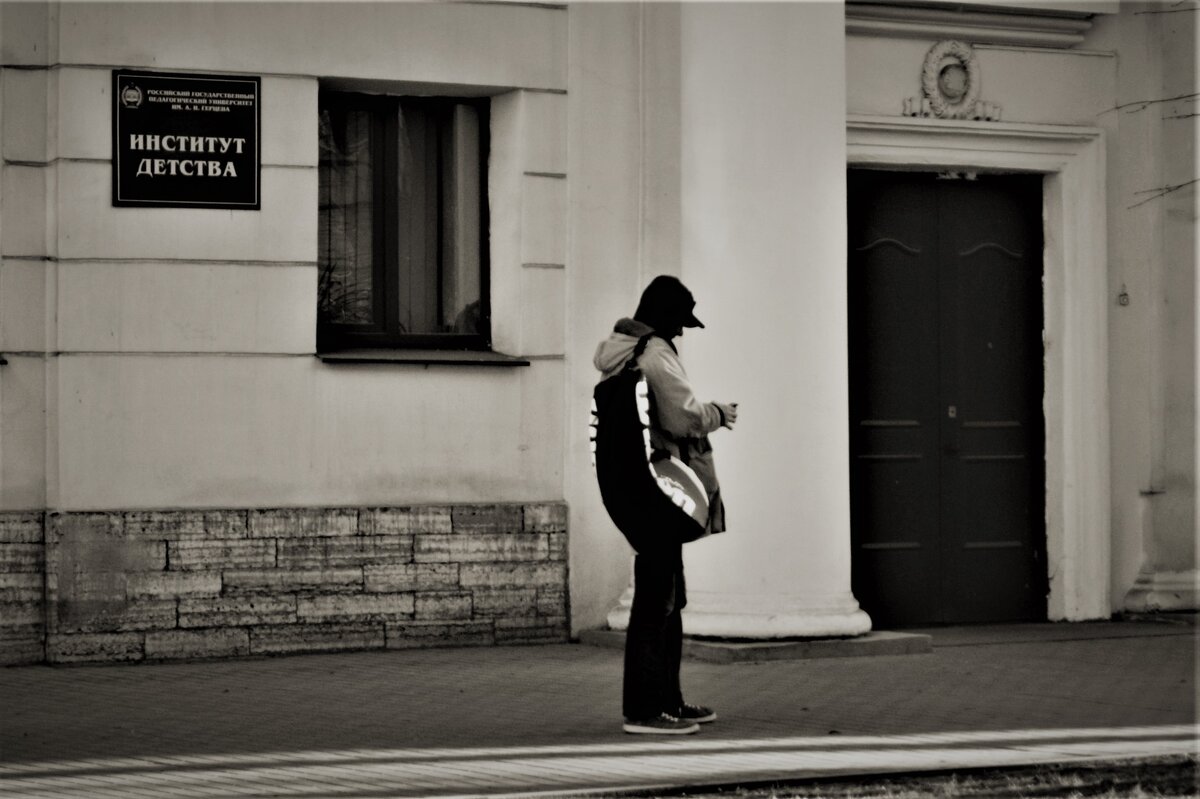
[113,70,260,209]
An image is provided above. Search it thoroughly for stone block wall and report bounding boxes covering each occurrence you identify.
[0,503,568,665]
[0,513,45,665]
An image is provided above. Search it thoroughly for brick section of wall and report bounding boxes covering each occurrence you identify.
[37,503,568,664]
[0,513,46,665]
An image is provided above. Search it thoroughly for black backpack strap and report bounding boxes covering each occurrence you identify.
[623,333,656,373]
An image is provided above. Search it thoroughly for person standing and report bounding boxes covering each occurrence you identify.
[592,275,738,735]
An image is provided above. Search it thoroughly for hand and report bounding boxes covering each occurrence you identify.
[715,402,738,429]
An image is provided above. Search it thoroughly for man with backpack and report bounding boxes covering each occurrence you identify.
[592,275,738,735]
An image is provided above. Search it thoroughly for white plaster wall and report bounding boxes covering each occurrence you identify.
[53,357,563,510]
[0,357,46,509]
[847,36,1115,125]
[54,262,317,355]
[1105,5,1168,605]
[0,5,53,511]
[488,89,568,358]
[47,2,565,90]
[1153,3,1197,572]
[1087,13,1150,614]
[1193,5,1200,578]
[55,163,317,263]
[1096,4,1196,607]
[0,2,571,512]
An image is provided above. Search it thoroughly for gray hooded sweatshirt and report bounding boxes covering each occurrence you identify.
[593,318,726,534]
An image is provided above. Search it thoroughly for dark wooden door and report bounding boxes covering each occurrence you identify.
[848,170,1047,627]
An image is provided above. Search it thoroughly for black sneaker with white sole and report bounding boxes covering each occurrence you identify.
[676,703,717,723]
[622,712,700,735]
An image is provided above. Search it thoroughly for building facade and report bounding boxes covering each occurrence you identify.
[0,1,1195,665]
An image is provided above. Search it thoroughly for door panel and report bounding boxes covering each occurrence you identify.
[848,170,1047,627]
[847,174,941,626]
[938,176,1046,623]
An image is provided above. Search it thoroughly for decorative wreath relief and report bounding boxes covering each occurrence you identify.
[923,40,979,118]
[903,40,1001,121]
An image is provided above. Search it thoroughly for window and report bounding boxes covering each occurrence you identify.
[317,92,489,351]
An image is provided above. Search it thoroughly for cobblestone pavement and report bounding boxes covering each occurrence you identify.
[0,621,1195,797]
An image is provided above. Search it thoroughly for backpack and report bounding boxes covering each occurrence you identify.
[589,334,710,552]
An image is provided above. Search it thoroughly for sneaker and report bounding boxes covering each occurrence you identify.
[676,703,717,723]
[622,712,700,735]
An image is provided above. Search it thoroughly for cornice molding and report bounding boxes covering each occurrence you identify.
[848,114,1103,145]
[846,3,1094,48]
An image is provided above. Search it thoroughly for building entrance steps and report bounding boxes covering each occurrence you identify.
[0,621,1195,798]
[579,628,932,661]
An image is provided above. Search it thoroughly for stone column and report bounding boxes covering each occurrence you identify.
[1123,3,1199,613]
[608,2,871,638]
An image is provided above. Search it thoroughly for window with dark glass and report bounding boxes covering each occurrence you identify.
[317,92,489,351]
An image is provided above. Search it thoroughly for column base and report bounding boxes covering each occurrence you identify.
[1123,569,1200,612]
[607,588,873,639]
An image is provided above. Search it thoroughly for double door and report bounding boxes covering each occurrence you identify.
[847,169,1047,626]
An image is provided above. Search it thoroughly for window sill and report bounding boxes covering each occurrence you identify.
[316,349,531,367]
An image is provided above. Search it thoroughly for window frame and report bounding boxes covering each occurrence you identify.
[317,90,492,353]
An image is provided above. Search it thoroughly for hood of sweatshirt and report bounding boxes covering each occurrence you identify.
[592,318,657,375]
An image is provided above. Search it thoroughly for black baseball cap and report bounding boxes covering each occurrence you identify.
[634,275,705,331]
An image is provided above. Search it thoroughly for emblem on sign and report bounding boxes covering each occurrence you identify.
[120,84,143,109]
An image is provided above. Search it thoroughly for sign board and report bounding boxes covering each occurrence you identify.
[112,70,260,209]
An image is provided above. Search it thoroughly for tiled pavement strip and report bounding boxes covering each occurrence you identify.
[0,621,1195,798]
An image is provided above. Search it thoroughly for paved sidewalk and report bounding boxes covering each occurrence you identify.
[1,620,1196,798]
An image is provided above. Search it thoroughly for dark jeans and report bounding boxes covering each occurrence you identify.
[622,545,686,720]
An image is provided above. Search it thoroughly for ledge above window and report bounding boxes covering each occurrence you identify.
[316,349,530,367]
